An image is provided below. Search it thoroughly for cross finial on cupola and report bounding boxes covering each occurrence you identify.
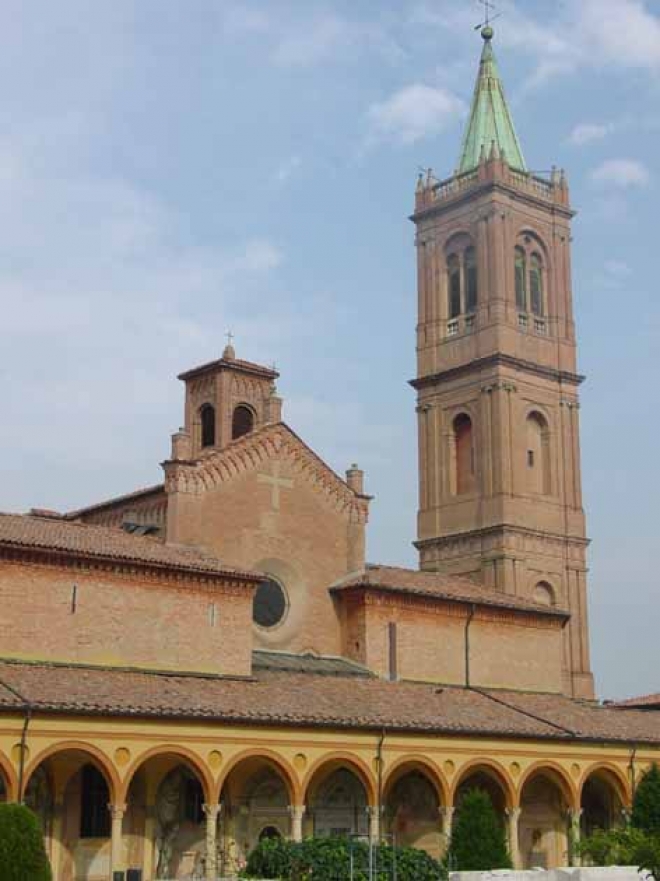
[223,330,236,360]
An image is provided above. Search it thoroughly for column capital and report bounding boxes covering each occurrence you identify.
[202,802,222,820]
[288,804,306,819]
[506,806,522,820]
[108,803,127,820]
[439,805,455,818]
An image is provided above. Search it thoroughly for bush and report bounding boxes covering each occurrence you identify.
[0,803,52,881]
[633,764,660,835]
[448,789,512,871]
[576,826,651,867]
[242,835,446,881]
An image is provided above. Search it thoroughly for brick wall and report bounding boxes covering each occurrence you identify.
[0,559,253,675]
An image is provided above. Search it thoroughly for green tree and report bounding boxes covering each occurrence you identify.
[633,764,660,835]
[0,803,52,881]
[449,789,512,871]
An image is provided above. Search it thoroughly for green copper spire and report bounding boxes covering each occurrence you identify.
[457,28,527,174]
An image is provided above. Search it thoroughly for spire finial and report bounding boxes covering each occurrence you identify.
[475,0,499,40]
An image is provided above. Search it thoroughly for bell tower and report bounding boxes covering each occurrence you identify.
[411,27,594,699]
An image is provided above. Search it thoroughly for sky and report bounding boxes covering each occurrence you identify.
[0,0,658,701]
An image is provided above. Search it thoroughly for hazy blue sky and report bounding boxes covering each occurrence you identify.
[1,0,658,700]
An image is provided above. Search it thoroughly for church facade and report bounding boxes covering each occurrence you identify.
[0,27,657,881]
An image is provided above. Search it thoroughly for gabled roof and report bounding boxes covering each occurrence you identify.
[0,512,258,582]
[166,421,370,518]
[331,564,568,621]
[457,29,527,174]
[1,657,659,744]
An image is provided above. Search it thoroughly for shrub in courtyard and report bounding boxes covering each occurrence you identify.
[633,763,660,835]
[0,803,52,881]
[242,834,445,880]
[448,788,512,871]
[576,826,651,867]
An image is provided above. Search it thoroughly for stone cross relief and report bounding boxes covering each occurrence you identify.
[257,460,293,511]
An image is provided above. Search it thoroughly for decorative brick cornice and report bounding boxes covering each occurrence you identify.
[411,353,585,391]
[164,422,371,523]
[0,544,258,594]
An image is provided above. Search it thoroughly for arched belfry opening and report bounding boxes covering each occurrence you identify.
[232,404,255,440]
[200,404,216,448]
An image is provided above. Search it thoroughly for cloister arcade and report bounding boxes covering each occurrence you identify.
[2,740,634,881]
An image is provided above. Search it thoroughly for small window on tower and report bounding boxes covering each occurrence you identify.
[530,253,543,316]
[464,247,478,313]
[528,450,535,467]
[447,254,461,319]
[515,247,527,311]
[200,404,216,448]
[232,404,255,440]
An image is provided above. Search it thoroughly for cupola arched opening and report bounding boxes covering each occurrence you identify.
[200,404,216,448]
[232,404,255,440]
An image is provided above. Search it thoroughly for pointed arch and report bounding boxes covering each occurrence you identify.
[517,762,578,809]
[122,744,214,804]
[452,758,515,810]
[23,741,120,804]
[0,751,18,802]
[382,756,449,807]
[216,748,299,805]
[200,403,216,448]
[302,752,377,808]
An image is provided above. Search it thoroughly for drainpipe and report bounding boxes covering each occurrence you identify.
[375,728,386,844]
[465,604,477,688]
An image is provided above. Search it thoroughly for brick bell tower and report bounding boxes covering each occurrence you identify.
[411,26,594,699]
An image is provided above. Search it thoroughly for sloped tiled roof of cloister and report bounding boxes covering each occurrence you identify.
[0,512,258,581]
[332,565,569,620]
[0,659,659,745]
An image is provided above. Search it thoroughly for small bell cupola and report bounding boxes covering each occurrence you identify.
[170,339,282,460]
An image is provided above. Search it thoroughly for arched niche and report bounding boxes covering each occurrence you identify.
[518,770,571,869]
[200,403,216,448]
[24,745,118,881]
[581,768,626,837]
[533,581,556,607]
[219,754,295,873]
[452,412,476,496]
[305,762,370,839]
[384,768,443,857]
[123,748,213,881]
[526,411,551,495]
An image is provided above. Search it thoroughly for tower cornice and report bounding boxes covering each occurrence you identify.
[410,353,585,391]
[412,173,575,225]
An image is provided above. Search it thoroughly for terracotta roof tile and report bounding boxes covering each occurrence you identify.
[332,565,568,619]
[178,356,278,382]
[0,659,657,744]
[608,693,660,709]
[0,512,258,582]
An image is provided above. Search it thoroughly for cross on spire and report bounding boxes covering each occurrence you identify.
[225,330,234,346]
[479,0,496,26]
